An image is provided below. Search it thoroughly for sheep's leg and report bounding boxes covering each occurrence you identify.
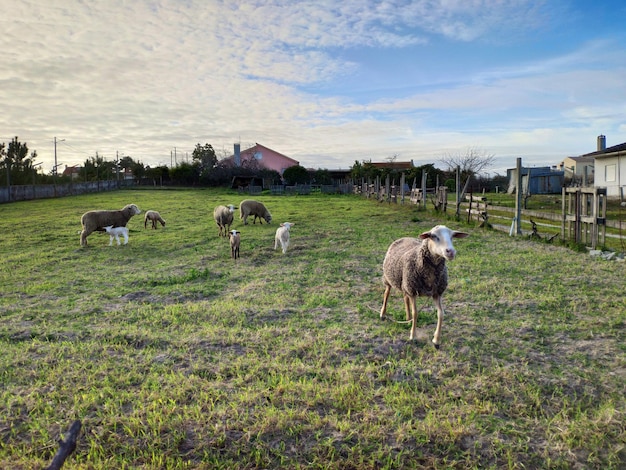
[123,232,128,245]
[403,294,411,321]
[380,285,391,319]
[109,236,114,246]
[432,296,444,349]
[116,235,121,246]
[409,295,418,340]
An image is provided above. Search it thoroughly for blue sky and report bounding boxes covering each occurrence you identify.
[2,0,626,175]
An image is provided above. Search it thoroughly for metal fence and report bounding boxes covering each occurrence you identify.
[0,180,132,204]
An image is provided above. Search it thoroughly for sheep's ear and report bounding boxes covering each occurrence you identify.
[419,231,432,240]
[452,231,470,239]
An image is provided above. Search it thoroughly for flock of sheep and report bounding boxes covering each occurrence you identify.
[79,199,294,260]
[79,201,468,347]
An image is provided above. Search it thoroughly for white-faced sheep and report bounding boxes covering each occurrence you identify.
[380,225,469,348]
[274,222,294,254]
[239,199,272,225]
[213,204,236,236]
[104,225,129,246]
[144,210,166,229]
[229,230,240,259]
[80,204,141,246]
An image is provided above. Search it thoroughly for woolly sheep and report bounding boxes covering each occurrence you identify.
[380,225,469,348]
[274,222,294,254]
[144,210,166,229]
[239,199,272,225]
[229,230,240,259]
[213,204,235,236]
[103,225,129,246]
[80,204,141,246]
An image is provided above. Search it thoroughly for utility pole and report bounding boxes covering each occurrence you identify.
[53,137,65,197]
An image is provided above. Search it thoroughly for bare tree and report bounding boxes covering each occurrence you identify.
[440,147,496,218]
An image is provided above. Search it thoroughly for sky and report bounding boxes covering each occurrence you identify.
[2,0,626,176]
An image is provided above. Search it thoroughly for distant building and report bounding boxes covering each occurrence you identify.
[62,165,81,180]
[370,160,415,171]
[222,143,299,176]
[559,155,595,183]
[507,166,564,195]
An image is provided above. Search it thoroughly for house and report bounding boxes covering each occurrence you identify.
[62,165,82,180]
[507,166,564,195]
[559,155,595,184]
[222,143,299,176]
[583,138,626,198]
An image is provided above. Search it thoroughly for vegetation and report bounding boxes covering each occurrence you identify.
[1,189,624,469]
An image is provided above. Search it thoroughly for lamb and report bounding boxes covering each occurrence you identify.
[239,199,272,225]
[213,204,236,236]
[80,204,141,246]
[380,225,469,348]
[144,210,166,229]
[229,230,240,259]
[274,222,294,254]
[103,225,129,246]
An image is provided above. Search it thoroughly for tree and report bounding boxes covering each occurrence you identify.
[439,147,495,218]
[282,165,310,185]
[192,143,217,172]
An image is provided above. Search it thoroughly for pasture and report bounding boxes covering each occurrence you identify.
[0,188,624,469]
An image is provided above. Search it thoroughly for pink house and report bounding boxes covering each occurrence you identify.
[223,143,299,175]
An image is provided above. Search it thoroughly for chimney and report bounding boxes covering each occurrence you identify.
[234,143,241,167]
[597,135,606,152]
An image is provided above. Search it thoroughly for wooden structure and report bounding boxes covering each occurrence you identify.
[464,194,488,224]
[561,187,607,248]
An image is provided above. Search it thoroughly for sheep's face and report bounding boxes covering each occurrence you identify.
[264,214,272,224]
[281,222,293,230]
[103,225,113,233]
[125,204,141,215]
[420,225,469,261]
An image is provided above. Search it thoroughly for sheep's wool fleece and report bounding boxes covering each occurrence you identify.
[382,237,448,298]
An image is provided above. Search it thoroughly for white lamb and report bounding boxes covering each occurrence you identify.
[274,222,294,254]
[103,225,129,246]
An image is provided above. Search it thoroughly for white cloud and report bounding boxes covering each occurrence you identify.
[0,0,624,176]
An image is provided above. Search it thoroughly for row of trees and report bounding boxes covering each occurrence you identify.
[2,137,502,192]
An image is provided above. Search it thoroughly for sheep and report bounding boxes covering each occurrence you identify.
[239,199,272,225]
[229,230,240,259]
[80,204,141,246]
[380,225,469,348]
[144,210,166,229]
[213,204,235,236]
[274,222,294,254]
[103,225,129,246]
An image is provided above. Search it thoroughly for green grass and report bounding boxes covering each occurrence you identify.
[1,188,625,469]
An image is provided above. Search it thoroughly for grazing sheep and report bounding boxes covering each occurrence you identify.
[380,225,469,347]
[239,199,272,225]
[213,204,235,236]
[80,204,141,246]
[104,225,129,246]
[144,210,166,229]
[229,230,240,259]
[274,222,294,254]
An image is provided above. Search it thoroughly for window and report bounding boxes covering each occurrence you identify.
[254,151,263,161]
[605,164,616,182]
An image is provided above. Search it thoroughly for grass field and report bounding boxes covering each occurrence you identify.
[1,188,625,469]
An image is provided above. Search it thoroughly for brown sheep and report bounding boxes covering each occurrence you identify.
[144,210,166,229]
[80,204,141,246]
[380,225,468,348]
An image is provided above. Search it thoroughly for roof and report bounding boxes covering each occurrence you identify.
[583,142,626,158]
[370,161,414,170]
[227,143,299,166]
[563,155,595,163]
